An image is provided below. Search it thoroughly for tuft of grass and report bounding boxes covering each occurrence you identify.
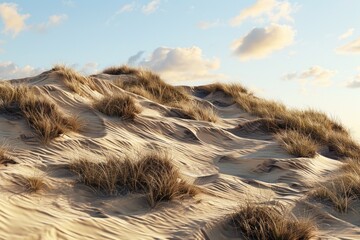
[276,130,318,158]
[103,65,141,75]
[199,82,360,160]
[310,159,360,213]
[52,65,101,95]
[0,82,81,143]
[94,94,141,120]
[172,101,219,123]
[229,203,316,240]
[70,151,198,207]
[22,175,47,193]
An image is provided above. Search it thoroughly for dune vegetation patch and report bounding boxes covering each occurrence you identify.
[52,65,101,96]
[105,65,219,122]
[0,82,81,143]
[70,151,198,207]
[198,82,360,160]
[228,203,316,240]
[21,174,47,193]
[310,159,360,213]
[94,94,142,120]
[276,130,318,158]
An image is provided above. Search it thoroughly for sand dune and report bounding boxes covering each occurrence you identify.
[0,67,359,239]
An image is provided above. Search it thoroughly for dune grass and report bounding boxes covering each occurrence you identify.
[229,203,316,240]
[199,83,360,160]
[70,151,198,207]
[310,159,360,213]
[22,174,47,193]
[276,130,318,158]
[105,65,218,122]
[52,65,101,96]
[94,94,142,120]
[0,82,81,143]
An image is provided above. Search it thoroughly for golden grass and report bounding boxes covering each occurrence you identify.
[70,151,198,207]
[0,82,81,143]
[276,130,318,158]
[310,159,360,213]
[94,94,142,120]
[52,65,101,96]
[200,82,360,160]
[107,65,219,122]
[22,175,47,193]
[229,203,316,240]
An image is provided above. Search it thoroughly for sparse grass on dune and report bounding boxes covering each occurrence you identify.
[94,94,142,120]
[310,159,360,213]
[52,65,101,95]
[106,65,219,122]
[276,130,318,158]
[70,151,198,207]
[200,82,360,160]
[0,82,81,143]
[228,203,316,240]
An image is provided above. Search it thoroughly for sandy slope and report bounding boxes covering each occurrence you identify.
[0,71,359,240]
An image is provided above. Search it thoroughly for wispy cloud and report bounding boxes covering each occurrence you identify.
[230,0,295,26]
[118,3,135,14]
[336,36,360,54]
[283,66,336,87]
[232,23,295,60]
[197,19,221,30]
[34,14,68,32]
[338,28,354,40]
[142,0,161,15]
[139,46,223,82]
[346,75,360,88]
[0,3,30,37]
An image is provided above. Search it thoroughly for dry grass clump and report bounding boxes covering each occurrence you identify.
[310,159,360,213]
[198,82,250,96]
[22,175,47,193]
[94,94,141,120]
[276,130,318,158]
[70,152,198,207]
[229,203,316,240]
[201,82,360,159]
[172,101,218,123]
[52,65,101,95]
[108,65,219,122]
[103,65,141,75]
[0,82,81,143]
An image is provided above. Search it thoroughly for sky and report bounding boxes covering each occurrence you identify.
[0,0,359,141]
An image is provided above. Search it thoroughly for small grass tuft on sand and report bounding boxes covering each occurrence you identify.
[276,130,318,158]
[70,151,198,207]
[94,94,141,120]
[228,203,316,240]
[22,175,47,193]
[103,65,141,75]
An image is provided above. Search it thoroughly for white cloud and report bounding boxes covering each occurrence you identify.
[338,28,354,40]
[118,3,135,14]
[142,0,161,15]
[232,23,295,60]
[0,61,44,80]
[230,0,294,26]
[34,14,68,32]
[197,19,220,30]
[283,66,336,87]
[139,46,222,82]
[336,37,360,54]
[346,75,360,88]
[0,3,30,37]
[127,51,145,65]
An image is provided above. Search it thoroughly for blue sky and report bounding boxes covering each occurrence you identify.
[0,0,359,141]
